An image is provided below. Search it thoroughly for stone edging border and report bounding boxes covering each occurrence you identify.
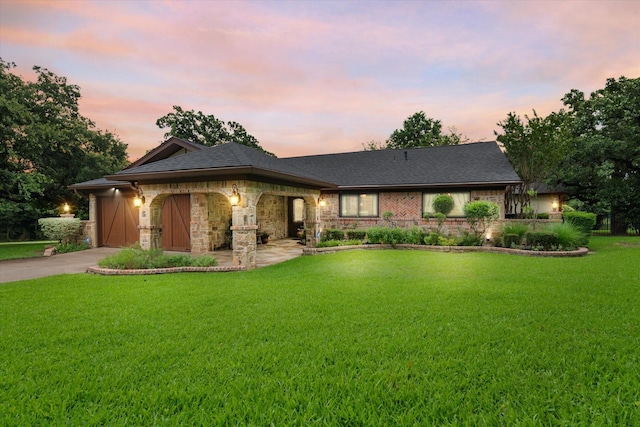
[87,265,246,276]
[303,244,589,257]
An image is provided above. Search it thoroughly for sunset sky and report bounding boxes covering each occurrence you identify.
[1,0,638,161]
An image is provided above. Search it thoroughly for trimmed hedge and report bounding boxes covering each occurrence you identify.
[525,230,558,251]
[432,194,454,215]
[346,230,367,240]
[38,217,82,244]
[322,229,345,241]
[563,211,596,235]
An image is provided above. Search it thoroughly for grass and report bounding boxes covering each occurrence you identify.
[0,241,56,261]
[1,237,639,425]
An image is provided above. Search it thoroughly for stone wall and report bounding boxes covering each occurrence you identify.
[256,194,286,239]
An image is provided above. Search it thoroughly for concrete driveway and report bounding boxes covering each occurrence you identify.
[0,247,119,284]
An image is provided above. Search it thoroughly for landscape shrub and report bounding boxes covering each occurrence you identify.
[503,233,520,248]
[316,239,362,248]
[432,194,454,215]
[55,242,90,254]
[387,228,407,246]
[563,211,597,235]
[424,232,456,246]
[503,222,529,244]
[405,227,426,245]
[464,201,499,239]
[433,212,447,232]
[346,230,366,240]
[322,229,345,241]
[38,217,82,244]
[365,227,386,244]
[457,232,484,247]
[544,222,584,249]
[525,230,558,251]
[98,245,217,269]
[536,213,549,220]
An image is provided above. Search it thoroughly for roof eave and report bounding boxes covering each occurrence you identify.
[330,180,522,191]
[106,166,336,189]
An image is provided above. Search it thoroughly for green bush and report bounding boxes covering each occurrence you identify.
[365,227,386,244]
[424,232,456,246]
[38,217,82,244]
[544,222,585,249]
[55,242,90,254]
[316,240,362,248]
[322,229,345,241]
[503,222,529,243]
[405,227,426,245]
[98,245,217,269]
[433,194,454,215]
[563,211,597,235]
[464,201,499,239]
[503,233,520,248]
[457,232,484,247]
[346,230,366,240]
[525,230,558,251]
[536,213,549,220]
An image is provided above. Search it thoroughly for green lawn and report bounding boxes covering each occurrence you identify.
[0,241,56,261]
[1,237,639,425]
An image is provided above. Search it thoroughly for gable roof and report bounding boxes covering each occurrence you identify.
[284,141,521,189]
[127,136,207,169]
[106,142,335,188]
[102,140,520,190]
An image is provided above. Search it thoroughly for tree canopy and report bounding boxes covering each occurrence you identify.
[0,59,129,239]
[495,110,571,215]
[156,106,275,156]
[364,111,467,150]
[557,76,640,233]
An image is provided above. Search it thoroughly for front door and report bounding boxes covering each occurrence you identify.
[162,195,191,251]
[288,198,304,238]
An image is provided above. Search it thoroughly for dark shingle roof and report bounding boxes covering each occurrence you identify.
[284,141,521,188]
[95,141,519,190]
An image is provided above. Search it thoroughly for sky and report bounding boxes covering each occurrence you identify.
[1,0,639,161]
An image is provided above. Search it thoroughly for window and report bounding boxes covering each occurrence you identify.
[340,193,379,217]
[423,192,469,217]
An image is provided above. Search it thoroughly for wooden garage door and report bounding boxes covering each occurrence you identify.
[162,195,191,251]
[98,195,139,247]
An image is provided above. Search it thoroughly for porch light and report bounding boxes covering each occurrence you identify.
[319,196,326,207]
[133,189,145,207]
[552,199,559,212]
[63,203,70,213]
[229,184,241,206]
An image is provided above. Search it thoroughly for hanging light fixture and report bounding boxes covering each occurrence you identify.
[319,195,326,207]
[229,184,241,206]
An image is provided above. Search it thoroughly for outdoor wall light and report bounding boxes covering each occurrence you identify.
[319,196,326,207]
[552,199,559,212]
[133,188,145,207]
[229,184,241,206]
[63,203,70,213]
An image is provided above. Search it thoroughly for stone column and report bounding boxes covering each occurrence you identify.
[304,201,319,247]
[231,205,257,269]
[86,193,98,247]
[190,193,210,254]
[138,195,162,250]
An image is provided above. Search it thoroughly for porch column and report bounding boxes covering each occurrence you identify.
[86,193,98,248]
[304,201,320,247]
[138,196,162,250]
[231,205,257,269]
[190,193,210,254]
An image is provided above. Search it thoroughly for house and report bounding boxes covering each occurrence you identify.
[71,139,521,269]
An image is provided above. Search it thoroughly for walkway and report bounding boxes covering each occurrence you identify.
[0,239,304,283]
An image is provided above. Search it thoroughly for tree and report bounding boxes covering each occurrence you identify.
[385,111,464,149]
[557,77,640,234]
[0,59,129,239]
[495,110,571,216]
[156,106,275,156]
